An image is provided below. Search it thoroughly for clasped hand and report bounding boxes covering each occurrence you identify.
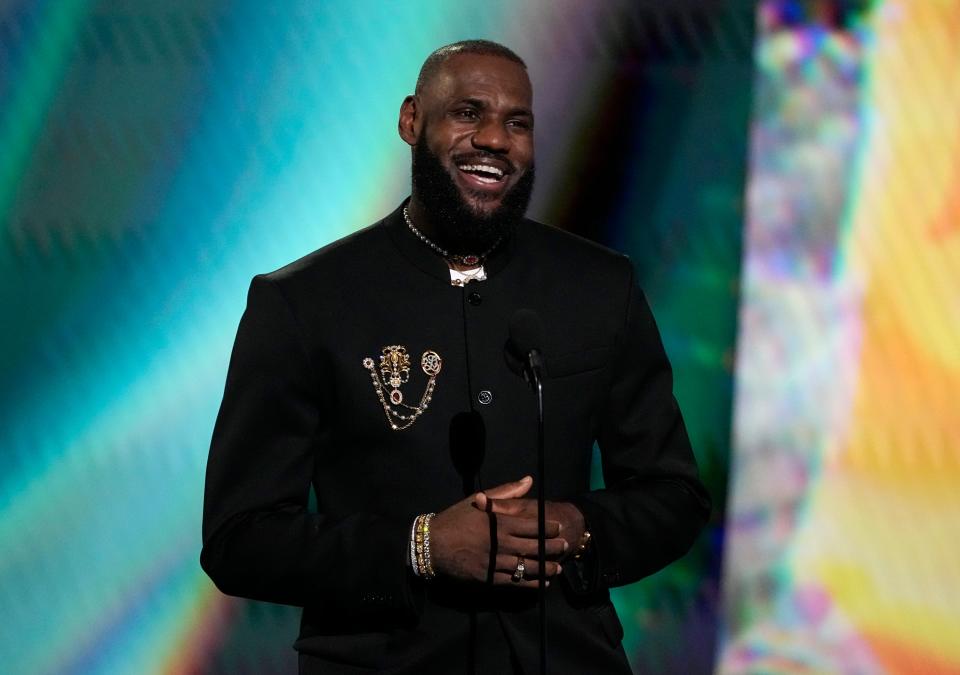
[429,476,586,588]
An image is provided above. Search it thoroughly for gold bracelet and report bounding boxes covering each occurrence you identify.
[414,513,437,579]
[423,513,436,578]
[414,515,427,577]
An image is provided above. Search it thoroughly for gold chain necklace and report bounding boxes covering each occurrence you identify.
[403,206,501,268]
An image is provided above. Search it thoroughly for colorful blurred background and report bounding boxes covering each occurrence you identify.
[1,0,957,673]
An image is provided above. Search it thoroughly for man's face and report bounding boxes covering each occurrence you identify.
[403,53,536,253]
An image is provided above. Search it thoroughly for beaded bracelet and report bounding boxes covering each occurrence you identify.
[409,516,420,572]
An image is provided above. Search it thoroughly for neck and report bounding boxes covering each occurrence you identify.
[406,197,483,270]
[405,196,501,270]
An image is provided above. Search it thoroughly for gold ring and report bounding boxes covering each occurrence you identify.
[511,556,526,583]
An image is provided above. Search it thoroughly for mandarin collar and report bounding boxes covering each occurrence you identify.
[383,199,516,283]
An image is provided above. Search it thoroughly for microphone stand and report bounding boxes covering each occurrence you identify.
[526,350,547,675]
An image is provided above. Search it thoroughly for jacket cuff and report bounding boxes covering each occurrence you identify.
[354,518,425,620]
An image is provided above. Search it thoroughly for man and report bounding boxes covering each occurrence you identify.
[201,40,710,674]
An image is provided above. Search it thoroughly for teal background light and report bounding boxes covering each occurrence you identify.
[0,2,753,672]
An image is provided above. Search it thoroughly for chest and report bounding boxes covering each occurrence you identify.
[298,272,614,513]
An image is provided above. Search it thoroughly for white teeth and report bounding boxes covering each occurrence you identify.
[458,164,504,178]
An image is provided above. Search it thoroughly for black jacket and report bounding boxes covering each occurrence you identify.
[201,203,710,673]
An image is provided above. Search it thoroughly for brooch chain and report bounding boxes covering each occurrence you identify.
[363,346,442,431]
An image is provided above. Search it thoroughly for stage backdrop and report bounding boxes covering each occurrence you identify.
[721,2,960,674]
[0,2,752,673]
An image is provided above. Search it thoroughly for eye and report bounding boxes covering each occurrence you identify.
[453,108,480,120]
[507,118,532,131]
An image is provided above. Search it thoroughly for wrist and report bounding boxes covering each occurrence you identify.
[553,501,588,560]
[572,530,592,559]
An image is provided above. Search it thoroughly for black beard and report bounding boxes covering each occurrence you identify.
[411,135,534,256]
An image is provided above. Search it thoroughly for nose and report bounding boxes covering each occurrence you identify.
[472,118,509,153]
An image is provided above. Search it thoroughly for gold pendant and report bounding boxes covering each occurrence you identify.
[362,346,442,430]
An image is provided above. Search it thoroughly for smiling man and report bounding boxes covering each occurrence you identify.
[202,40,710,674]
[402,47,536,275]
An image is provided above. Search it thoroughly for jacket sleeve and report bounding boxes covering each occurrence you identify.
[200,275,421,620]
[567,266,711,592]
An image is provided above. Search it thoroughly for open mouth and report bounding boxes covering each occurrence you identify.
[457,163,507,186]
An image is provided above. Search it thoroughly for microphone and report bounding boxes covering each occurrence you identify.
[506,309,545,388]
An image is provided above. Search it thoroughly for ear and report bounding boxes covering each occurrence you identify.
[398,95,421,147]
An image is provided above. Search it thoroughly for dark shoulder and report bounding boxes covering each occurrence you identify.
[252,215,395,312]
[519,218,633,281]
[266,220,384,282]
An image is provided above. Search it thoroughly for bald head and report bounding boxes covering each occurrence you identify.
[415,40,527,97]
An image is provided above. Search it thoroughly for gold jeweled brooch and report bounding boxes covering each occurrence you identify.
[363,345,442,431]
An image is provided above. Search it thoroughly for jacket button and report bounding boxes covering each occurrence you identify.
[477,390,493,405]
[467,291,482,305]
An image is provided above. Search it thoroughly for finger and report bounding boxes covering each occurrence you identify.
[492,571,543,588]
[485,497,532,517]
[481,475,533,500]
[499,515,561,539]
[472,492,489,512]
[495,554,562,578]
[503,535,568,559]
